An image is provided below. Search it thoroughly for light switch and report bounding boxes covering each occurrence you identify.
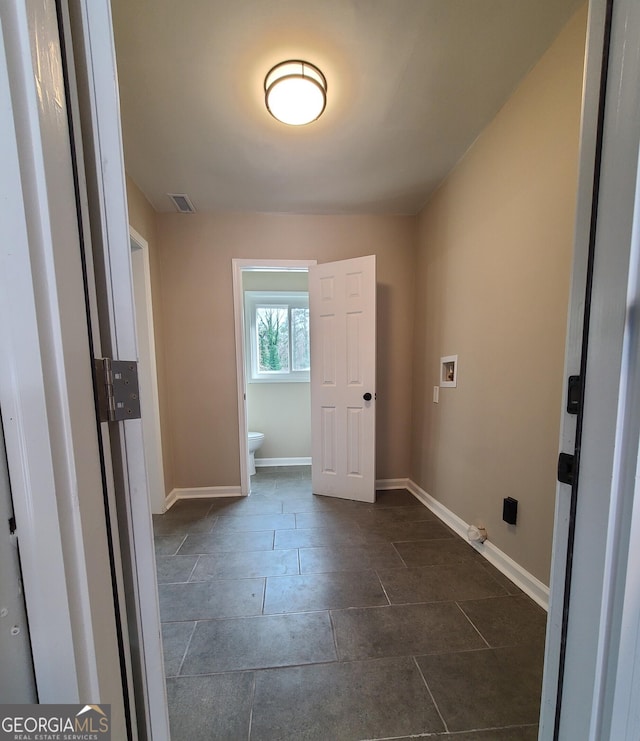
[433,386,439,403]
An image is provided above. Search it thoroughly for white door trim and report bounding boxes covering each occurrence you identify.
[232,258,316,495]
[130,225,167,514]
[66,0,169,737]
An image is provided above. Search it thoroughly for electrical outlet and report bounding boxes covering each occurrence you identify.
[503,497,518,525]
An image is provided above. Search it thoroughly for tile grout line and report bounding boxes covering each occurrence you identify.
[452,722,541,733]
[454,600,491,648]
[246,672,257,741]
[327,610,341,661]
[363,722,540,740]
[473,559,512,596]
[389,541,410,568]
[175,657,342,680]
[374,569,392,606]
[186,555,200,583]
[260,576,267,615]
[173,533,188,556]
[412,655,449,734]
[172,646,520,679]
[175,620,198,677]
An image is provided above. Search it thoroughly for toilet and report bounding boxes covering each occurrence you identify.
[248,431,265,475]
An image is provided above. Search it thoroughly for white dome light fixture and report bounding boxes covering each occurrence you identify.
[264,60,327,126]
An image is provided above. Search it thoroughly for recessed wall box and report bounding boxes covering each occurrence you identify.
[440,355,458,388]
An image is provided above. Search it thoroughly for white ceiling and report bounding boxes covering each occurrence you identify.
[112,0,584,215]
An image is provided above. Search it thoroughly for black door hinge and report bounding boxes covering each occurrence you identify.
[567,375,581,415]
[558,452,575,486]
[8,516,16,534]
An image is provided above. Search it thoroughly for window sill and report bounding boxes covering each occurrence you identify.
[248,375,310,384]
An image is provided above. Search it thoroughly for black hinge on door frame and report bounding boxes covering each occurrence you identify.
[567,375,582,415]
[94,358,142,423]
[557,452,575,486]
[557,375,581,485]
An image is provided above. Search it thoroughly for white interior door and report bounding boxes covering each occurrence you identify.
[310,255,376,502]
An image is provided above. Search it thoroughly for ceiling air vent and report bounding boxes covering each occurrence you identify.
[168,193,196,213]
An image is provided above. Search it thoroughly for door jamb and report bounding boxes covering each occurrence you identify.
[129,225,166,514]
[538,0,610,734]
[232,258,316,495]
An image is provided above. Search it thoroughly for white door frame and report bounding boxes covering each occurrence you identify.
[63,0,169,741]
[130,226,167,514]
[540,0,640,738]
[232,258,316,495]
[64,0,169,737]
[538,0,609,732]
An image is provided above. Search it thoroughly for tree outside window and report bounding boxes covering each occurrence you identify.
[257,306,289,372]
[291,307,310,371]
[245,292,310,382]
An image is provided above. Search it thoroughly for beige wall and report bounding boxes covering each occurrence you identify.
[155,213,416,487]
[242,272,309,293]
[126,176,174,496]
[411,6,587,584]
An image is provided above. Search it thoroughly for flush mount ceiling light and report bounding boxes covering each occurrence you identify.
[264,60,327,126]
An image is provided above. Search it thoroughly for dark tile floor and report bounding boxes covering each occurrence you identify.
[154,466,546,741]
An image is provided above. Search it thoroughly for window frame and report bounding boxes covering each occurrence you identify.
[244,291,310,383]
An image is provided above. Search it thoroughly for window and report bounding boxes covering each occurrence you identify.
[245,291,310,382]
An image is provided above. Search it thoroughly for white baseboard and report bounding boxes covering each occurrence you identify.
[255,457,311,467]
[406,480,550,611]
[376,478,410,490]
[166,485,243,510]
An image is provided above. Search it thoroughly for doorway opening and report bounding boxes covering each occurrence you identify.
[232,260,316,495]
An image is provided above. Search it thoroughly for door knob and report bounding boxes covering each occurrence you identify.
[363,393,372,401]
